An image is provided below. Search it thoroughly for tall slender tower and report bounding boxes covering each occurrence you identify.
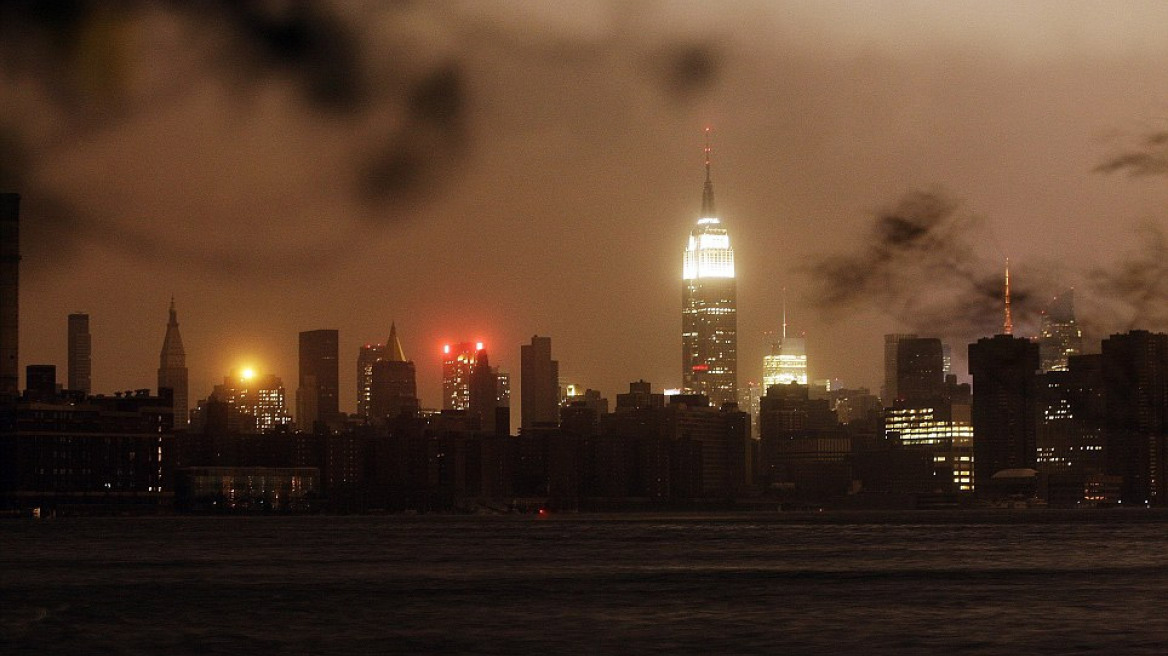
[67,312,92,393]
[682,129,737,406]
[157,298,189,428]
[0,193,18,402]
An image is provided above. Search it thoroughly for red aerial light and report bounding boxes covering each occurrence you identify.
[476,342,484,351]
[443,345,450,354]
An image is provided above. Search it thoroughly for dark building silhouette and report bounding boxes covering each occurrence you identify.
[969,334,1040,493]
[521,335,558,430]
[682,134,737,407]
[896,337,944,405]
[1102,330,1168,505]
[1,387,175,513]
[882,333,918,406]
[67,313,91,394]
[157,299,189,428]
[24,364,57,403]
[1039,289,1084,373]
[369,324,418,421]
[469,350,500,434]
[297,328,339,429]
[0,193,18,402]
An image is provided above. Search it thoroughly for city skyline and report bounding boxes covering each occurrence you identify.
[8,3,1168,418]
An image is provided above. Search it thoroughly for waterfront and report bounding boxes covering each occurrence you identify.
[3,512,1168,654]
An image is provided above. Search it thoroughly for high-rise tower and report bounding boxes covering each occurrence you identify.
[682,130,737,407]
[297,329,339,429]
[1039,289,1084,373]
[762,291,807,388]
[443,342,483,410]
[67,312,91,394]
[521,335,559,429]
[369,323,418,420]
[0,193,18,402]
[157,298,189,428]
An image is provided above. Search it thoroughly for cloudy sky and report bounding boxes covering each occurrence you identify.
[7,1,1168,419]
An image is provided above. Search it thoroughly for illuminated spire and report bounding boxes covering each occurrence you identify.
[1003,258,1014,336]
[782,287,788,341]
[386,322,406,362]
[701,126,716,218]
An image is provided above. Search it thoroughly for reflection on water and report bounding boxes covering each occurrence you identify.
[3,512,1168,654]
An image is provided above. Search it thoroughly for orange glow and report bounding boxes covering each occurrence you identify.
[240,367,256,381]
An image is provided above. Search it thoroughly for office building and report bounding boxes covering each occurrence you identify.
[66,313,91,394]
[369,323,418,420]
[356,342,383,419]
[682,133,737,407]
[196,372,292,434]
[443,342,483,411]
[969,334,1039,492]
[521,335,559,429]
[157,299,189,428]
[469,350,499,434]
[896,337,945,405]
[297,329,339,429]
[882,334,918,406]
[1039,289,1084,373]
[1102,330,1168,505]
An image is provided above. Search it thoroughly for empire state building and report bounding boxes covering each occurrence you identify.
[682,134,737,406]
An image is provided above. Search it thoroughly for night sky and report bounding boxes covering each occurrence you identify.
[6,2,1168,418]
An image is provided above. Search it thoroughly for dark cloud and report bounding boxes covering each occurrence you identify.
[1096,130,1168,177]
[802,189,1029,340]
[661,41,721,102]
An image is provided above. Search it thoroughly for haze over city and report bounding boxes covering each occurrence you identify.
[6,1,1168,417]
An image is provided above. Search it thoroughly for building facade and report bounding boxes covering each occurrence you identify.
[521,335,559,429]
[67,312,91,394]
[682,142,737,407]
[297,329,339,429]
[969,334,1040,493]
[443,342,482,411]
[1039,289,1084,373]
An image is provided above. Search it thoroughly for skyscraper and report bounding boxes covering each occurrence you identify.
[521,335,559,429]
[297,329,339,429]
[682,132,737,407]
[67,312,91,394]
[443,342,482,411]
[1102,330,1168,505]
[882,334,918,406]
[895,337,944,405]
[1039,289,1084,373]
[0,193,18,402]
[762,296,807,387]
[157,299,189,428]
[369,323,417,420]
[469,349,499,433]
[357,342,384,419]
[969,334,1039,491]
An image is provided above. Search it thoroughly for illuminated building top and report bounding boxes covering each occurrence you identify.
[683,129,734,280]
